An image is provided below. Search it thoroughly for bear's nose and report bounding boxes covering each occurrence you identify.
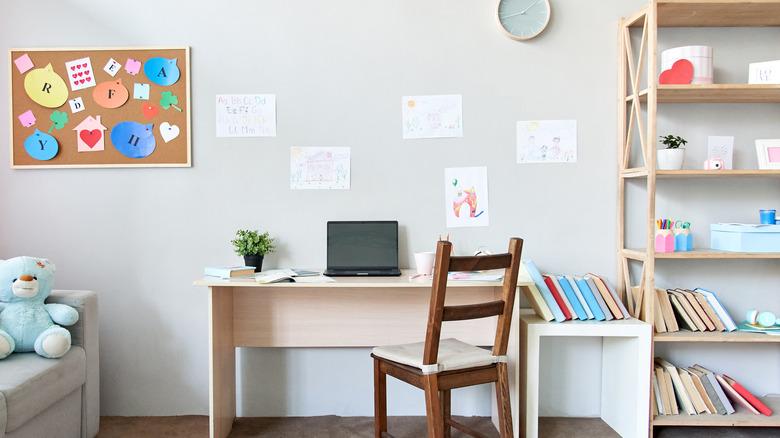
[19,275,34,281]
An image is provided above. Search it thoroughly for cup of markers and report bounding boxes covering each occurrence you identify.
[655,219,675,253]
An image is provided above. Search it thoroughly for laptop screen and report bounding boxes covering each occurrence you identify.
[327,221,399,270]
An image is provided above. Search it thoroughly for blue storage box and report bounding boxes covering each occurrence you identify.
[710,223,780,252]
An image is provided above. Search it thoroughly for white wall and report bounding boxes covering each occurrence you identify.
[0,0,725,418]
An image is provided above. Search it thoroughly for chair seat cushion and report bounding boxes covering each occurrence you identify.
[0,347,86,433]
[372,338,498,375]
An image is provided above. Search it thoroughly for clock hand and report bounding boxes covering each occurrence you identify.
[500,0,545,19]
[520,0,545,14]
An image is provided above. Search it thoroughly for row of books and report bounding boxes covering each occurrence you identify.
[654,287,737,334]
[653,357,773,417]
[520,260,630,322]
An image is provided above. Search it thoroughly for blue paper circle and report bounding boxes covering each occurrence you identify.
[110,121,156,158]
[24,129,58,160]
[144,57,180,86]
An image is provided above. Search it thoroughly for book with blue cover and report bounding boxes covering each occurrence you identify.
[572,276,606,321]
[693,288,737,332]
[522,260,565,322]
[561,275,594,319]
[556,274,588,320]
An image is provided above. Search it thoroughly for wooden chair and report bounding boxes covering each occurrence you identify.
[371,237,523,438]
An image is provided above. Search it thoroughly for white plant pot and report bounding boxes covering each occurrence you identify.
[657,148,685,170]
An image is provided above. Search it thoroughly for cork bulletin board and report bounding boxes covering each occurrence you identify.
[9,46,190,168]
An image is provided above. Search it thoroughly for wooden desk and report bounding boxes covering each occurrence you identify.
[194,270,533,438]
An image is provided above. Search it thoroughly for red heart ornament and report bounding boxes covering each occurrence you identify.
[142,103,159,119]
[72,73,77,78]
[659,59,694,84]
[82,63,88,68]
[79,129,101,148]
[71,66,76,71]
[79,79,85,84]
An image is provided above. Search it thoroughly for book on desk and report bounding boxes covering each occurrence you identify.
[255,269,322,283]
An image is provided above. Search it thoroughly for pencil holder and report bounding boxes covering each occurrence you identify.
[655,229,674,253]
[673,228,692,251]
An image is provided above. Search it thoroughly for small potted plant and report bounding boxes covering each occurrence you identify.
[657,134,687,170]
[231,229,276,272]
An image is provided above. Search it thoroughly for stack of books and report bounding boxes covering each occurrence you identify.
[520,260,630,322]
[653,357,773,417]
[654,287,737,334]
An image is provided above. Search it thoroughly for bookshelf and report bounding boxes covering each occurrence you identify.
[617,1,780,435]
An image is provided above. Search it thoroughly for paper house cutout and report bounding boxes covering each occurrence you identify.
[73,115,107,152]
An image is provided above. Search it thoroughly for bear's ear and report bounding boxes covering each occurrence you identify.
[41,259,55,272]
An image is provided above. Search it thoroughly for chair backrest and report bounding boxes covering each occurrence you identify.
[422,238,524,367]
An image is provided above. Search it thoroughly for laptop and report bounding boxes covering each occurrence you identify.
[323,221,402,276]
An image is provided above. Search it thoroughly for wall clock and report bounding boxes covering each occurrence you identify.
[496,0,551,41]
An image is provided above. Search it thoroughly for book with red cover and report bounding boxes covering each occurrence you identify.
[543,275,572,320]
[721,374,773,416]
[714,374,760,415]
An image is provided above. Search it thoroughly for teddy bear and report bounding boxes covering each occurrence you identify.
[0,256,79,359]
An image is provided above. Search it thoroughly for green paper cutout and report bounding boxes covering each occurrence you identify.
[48,110,69,134]
[160,91,182,112]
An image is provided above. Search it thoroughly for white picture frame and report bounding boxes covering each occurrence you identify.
[755,139,780,169]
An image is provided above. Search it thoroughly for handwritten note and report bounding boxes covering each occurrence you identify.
[216,94,276,137]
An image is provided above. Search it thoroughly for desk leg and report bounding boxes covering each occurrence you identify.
[519,318,539,438]
[209,286,236,438]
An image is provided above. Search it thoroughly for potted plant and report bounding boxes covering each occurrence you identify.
[657,134,687,170]
[231,229,276,272]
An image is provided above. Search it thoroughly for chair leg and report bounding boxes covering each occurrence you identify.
[495,362,514,437]
[441,389,451,438]
[424,374,444,438]
[374,360,388,438]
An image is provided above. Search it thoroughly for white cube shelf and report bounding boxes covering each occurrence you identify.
[519,311,652,438]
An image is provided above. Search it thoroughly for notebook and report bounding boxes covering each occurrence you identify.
[323,221,402,276]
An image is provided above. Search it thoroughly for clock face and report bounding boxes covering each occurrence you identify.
[496,0,551,41]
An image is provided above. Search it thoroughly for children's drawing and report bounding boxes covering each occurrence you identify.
[290,147,350,190]
[215,94,276,137]
[517,120,577,163]
[402,94,463,139]
[444,167,489,228]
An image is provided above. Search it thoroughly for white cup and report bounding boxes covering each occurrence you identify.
[413,252,435,276]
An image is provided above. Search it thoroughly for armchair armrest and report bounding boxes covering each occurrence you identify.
[46,290,99,437]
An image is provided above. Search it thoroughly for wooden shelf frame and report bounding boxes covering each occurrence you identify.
[617,1,780,435]
[653,396,780,426]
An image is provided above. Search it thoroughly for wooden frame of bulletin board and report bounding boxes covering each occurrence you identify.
[9,46,190,168]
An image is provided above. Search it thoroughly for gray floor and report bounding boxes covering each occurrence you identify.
[97,415,780,437]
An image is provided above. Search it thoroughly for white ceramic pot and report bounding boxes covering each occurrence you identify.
[657,148,685,170]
